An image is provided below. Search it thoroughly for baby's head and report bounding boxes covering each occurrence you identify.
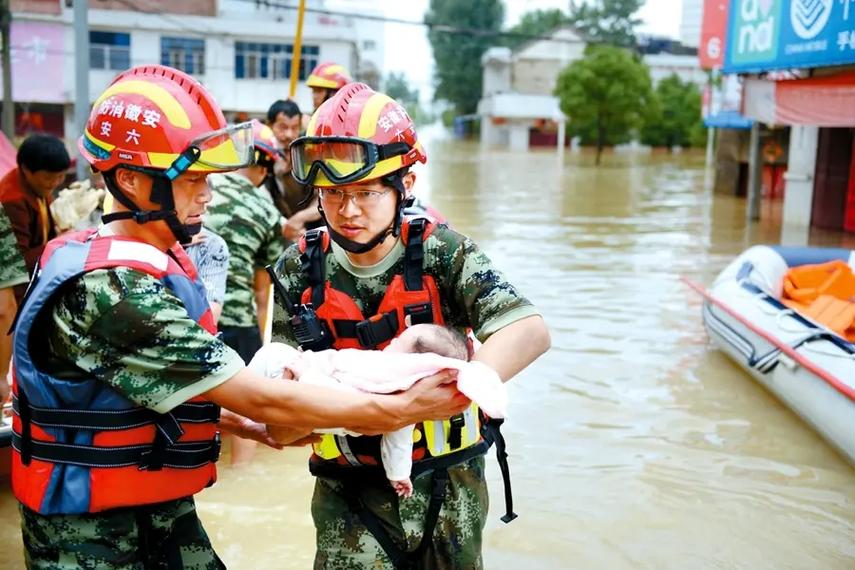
[386,324,471,361]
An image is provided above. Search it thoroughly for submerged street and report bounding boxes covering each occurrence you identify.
[2,132,853,568]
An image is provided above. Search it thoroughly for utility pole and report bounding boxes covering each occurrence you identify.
[73,0,89,181]
[1,0,13,140]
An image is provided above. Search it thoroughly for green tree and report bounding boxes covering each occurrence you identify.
[641,74,705,148]
[425,0,504,115]
[504,9,571,49]
[554,45,652,164]
[569,0,643,48]
[384,72,420,106]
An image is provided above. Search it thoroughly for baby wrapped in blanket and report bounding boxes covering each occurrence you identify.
[248,324,507,497]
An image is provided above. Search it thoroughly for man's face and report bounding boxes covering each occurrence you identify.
[22,167,66,198]
[270,113,301,150]
[319,178,397,245]
[122,169,211,241]
[171,171,213,229]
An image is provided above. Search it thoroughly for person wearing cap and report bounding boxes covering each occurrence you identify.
[272,83,550,568]
[205,119,289,465]
[9,65,470,568]
[306,61,353,112]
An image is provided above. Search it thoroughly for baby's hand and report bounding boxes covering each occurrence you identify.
[280,368,296,380]
[392,478,413,499]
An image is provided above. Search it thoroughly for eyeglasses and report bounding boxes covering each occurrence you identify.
[318,187,393,207]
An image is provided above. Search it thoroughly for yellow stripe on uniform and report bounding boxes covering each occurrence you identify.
[92,80,191,130]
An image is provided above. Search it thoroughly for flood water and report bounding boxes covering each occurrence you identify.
[1,131,853,568]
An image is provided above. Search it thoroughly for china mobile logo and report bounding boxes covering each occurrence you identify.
[738,0,778,54]
[791,0,832,39]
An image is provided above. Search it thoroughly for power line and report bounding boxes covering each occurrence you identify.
[234,0,588,46]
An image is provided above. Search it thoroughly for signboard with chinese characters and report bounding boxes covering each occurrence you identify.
[723,0,855,72]
[0,21,66,103]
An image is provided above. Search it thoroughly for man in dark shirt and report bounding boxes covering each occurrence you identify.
[0,134,70,294]
[266,99,322,240]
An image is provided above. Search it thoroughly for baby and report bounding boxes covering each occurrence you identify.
[248,324,507,497]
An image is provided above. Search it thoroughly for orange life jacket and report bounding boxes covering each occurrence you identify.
[11,230,221,515]
[297,218,488,478]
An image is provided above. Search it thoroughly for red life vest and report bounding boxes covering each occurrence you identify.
[297,218,487,477]
[11,230,221,515]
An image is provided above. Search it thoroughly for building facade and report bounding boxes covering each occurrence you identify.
[478,27,586,151]
[3,0,384,142]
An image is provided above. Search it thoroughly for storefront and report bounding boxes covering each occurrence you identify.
[723,0,855,235]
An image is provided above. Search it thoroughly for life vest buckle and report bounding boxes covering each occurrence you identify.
[354,311,398,348]
[404,302,433,326]
[211,431,222,462]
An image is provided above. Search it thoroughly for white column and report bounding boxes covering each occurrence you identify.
[746,123,762,221]
[780,125,819,246]
[508,121,529,152]
[556,118,566,158]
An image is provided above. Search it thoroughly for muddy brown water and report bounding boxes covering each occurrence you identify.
[1,132,853,568]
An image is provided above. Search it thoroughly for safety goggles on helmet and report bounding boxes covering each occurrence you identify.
[164,121,255,180]
[290,136,411,186]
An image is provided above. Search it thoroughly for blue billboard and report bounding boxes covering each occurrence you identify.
[723,0,855,72]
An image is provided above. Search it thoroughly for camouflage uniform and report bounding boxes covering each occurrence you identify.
[0,205,29,289]
[20,263,244,566]
[272,224,539,569]
[205,172,287,329]
[20,497,222,569]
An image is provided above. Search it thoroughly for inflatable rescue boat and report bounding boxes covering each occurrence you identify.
[691,246,855,464]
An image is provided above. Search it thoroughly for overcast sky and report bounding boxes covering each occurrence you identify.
[376,0,684,101]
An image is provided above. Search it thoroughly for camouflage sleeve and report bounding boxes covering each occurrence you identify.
[0,205,28,288]
[256,210,288,269]
[47,267,245,414]
[269,244,308,347]
[434,226,539,343]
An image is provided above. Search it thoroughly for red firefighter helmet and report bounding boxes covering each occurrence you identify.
[290,83,427,188]
[78,65,253,176]
[305,62,352,91]
[250,119,282,164]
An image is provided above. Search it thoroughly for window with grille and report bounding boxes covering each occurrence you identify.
[235,42,319,80]
[161,37,205,75]
[90,31,130,71]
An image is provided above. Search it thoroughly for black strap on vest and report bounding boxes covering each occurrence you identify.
[11,431,220,469]
[12,391,221,470]
[301,229,327,309]
[342,468,449,569]
[12,396,220,431]
[482,418,518,523]
[302,219,435,348]
[402,217,426,291]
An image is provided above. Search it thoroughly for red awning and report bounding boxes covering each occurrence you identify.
[743,72,855,127]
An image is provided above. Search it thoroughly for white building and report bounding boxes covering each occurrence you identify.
[643,53,707,87]
[679,0,703,48]
[8,0,384,141]
[478,27,586,151]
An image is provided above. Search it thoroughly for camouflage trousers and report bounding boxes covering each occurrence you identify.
[312,456,489,570]
[19,497,224,569]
